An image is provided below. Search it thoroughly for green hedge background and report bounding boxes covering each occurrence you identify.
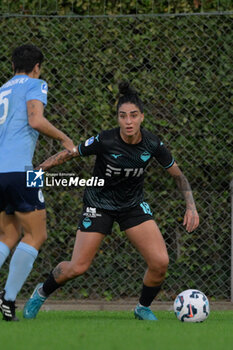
[1,0,233,15]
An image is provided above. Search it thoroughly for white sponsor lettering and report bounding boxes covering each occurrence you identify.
[84,207,102,218]
[2,77,28,89]
[87,207,96,214]
[105,164,144,177]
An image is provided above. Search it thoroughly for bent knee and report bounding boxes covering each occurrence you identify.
[148,254,169,275]
[67,261,91,279]
[22,230,47,250]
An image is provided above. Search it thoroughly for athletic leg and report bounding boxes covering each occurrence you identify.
[0,213,21,321]
[0,209,47,321]
[125,220,169,320]
[15,209,47,249]
[43,229,105,293]
[126,220,169,287]
[0,212,21,268]
[3,210,47,301]
[23,230,104,319]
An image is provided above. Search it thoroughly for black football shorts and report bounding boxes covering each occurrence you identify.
[78,201,154,235]
[0,172,45,214]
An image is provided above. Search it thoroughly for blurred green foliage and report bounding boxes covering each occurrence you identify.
[0,0,233,15]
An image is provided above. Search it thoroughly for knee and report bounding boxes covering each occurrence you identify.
[23,230,47,250]
[67,261,91,279]
[0,235,17,250]
[0,231,21,249]
[33,231,47,249]
[148,254,169,277]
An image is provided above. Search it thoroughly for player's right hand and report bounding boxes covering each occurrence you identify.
[61,137,77,154]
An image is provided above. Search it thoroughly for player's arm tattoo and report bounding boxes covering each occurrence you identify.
[173,173,196,211]
[38,149,78,171]
[167,163,197,211]
[27,100,43,121]
[28,102,36,119]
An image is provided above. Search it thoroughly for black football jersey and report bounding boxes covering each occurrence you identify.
[78,127,174,210]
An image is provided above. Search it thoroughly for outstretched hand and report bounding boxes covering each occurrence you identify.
[61,136,77,154]
[183,208,199,232]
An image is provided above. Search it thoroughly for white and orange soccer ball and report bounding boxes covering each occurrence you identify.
[174,289,210,322]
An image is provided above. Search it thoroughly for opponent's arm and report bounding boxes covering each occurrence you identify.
[167,162,199,232]
[27,99,75,152]
[36,148,79,171]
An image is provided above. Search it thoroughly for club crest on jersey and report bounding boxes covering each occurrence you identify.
[85,136,94,146]
[41,82,48,94]
[140,151,151,162]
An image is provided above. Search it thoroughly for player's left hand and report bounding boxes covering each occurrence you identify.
[183,208,199,232]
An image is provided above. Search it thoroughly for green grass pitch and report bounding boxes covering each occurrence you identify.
[0,310,233,350]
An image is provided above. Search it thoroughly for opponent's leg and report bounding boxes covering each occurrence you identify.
[126,220,169,321]
[23,230,104,319]
[15,209,47,249]
[0,242,10,269]
[1,210,47,321]
[0,212,22,321]
[0,212,21,268]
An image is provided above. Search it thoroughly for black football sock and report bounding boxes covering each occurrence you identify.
[40,271,62,297]
[139,283,162,307]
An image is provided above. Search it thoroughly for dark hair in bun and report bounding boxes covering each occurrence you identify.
[117,81,144,113]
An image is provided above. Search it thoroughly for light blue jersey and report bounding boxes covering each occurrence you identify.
[0,74,48,172]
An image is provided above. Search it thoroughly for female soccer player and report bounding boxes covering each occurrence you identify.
[0,44,76,321]
[23,82,199,321]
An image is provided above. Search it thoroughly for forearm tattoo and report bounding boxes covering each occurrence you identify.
[173,174,196,210]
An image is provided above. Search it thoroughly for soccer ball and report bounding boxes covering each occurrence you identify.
[173,289,210,322]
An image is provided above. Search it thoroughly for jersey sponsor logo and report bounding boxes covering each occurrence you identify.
[1,77,28,89]
[82,217,92,229]
[106,164,121,176]
[140,151,151,162]
[105,164,144,177]
[86,207,96,214]
[26,169,45,187]
[85,136,94,146]
[111,154,123,159]
[84,207,102,218]
[41,82,48,94]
